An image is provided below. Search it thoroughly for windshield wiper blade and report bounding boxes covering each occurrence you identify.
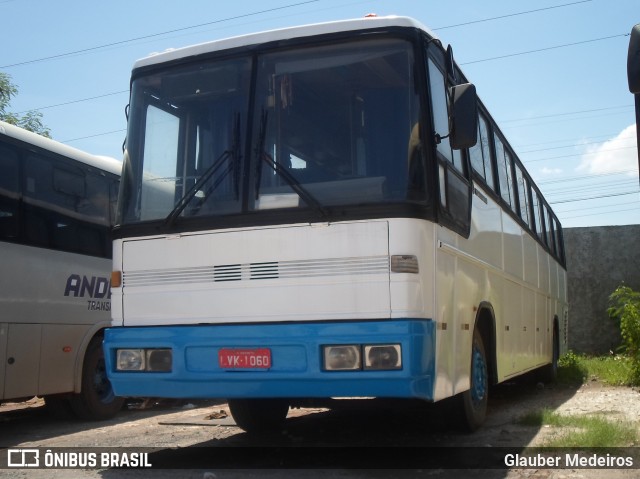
[163,149,231,229]
[254,110,328,219]
[163,114,242,229]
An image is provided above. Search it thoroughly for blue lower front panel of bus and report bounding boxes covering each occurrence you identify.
[104,319,436,401]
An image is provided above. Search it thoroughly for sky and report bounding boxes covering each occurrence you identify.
[1,0,638,229]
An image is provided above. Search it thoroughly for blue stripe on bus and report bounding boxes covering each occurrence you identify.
[104,319,435,400]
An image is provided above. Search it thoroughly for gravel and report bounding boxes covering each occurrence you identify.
[1,378,639,478]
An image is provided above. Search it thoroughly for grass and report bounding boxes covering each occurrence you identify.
[557,350,634,386]
[515,352,639,447]
[518,408,638,447]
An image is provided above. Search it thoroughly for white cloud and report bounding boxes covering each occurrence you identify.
[541,167,563,175]
[577,124,638,175]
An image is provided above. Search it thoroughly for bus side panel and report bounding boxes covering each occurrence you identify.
[4,323,41,399]
[523,232,539,287]
[452,258,482,396]
[39,324,91,395]
[502,216,524,280]
[434,184,504,400]
[522,286,537,368]
[0,242,112,399]
[434,227,456,401]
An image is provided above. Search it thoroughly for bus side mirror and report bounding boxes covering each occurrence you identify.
[449,83,478,150]
[628,23,640,94]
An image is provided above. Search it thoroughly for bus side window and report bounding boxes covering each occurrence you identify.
[514,164,530,226]
[428,59,465,173]
[545,206,556,254]
[24,154,109,258]
[0,144,20,240]
[555,218,566,265]
[469,113,494,189]
[495,135,514,209]
[531,189,544,242]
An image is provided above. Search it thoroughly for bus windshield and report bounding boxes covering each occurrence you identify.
[119,38,423,225]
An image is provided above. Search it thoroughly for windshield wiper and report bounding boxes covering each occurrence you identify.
[254,110,328,219]
[163,150,230,229]
[163,114,241,229]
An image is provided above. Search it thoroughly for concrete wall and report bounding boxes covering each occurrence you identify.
[564,225,640,354]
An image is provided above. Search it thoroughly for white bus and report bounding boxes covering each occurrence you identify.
[104,15,568,432]
[0,120,123,420]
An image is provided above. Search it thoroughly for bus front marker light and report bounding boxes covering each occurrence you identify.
[364,344,401,370]
[146,349,172,372]
[111,271,122,288]
[116,349,145,371]
[323,345,361,371]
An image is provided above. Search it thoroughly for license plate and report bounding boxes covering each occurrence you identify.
[218,348,272,369]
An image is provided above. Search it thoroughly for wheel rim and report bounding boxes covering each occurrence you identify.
[471,344,487,406]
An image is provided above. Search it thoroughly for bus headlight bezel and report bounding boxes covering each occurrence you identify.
[116,348,172,372]
[322,344,402,371]
[363,344,402,370]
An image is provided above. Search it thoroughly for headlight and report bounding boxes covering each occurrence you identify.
[117,349,145,371]
[146,349,172,372]
[323,345,361,371]
[116,348,172,372]
[364,344,402,370]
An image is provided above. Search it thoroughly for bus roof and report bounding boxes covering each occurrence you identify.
[134,15,435,70]
[0,120,122,176]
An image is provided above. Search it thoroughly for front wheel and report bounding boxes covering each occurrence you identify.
[228,399,289,433]
[68,337,124,420]
[453,328,489,432]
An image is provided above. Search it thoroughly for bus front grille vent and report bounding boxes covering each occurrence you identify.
[123,256,388,287]
[213,264,242,282]
[250,262,279,280]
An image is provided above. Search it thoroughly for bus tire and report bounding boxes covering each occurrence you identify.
[455,328,489,432]
[228,398,289,433]
[69,337,124,420]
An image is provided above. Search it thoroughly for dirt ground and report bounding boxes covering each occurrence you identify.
[1,377,639,478]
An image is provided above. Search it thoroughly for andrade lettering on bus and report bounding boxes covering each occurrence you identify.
[64,274,111,299]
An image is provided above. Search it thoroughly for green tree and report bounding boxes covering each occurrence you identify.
[0,72,51,138]
[608,284,640,385]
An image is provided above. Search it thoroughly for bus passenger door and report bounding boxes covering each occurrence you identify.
[3,324,41,400]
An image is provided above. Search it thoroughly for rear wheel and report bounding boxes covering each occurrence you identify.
[453,328,489,432]
[228,399,289,433]
[68,337,124,420]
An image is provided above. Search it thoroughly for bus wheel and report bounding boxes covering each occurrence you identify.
[455,328,489,432]
[69,337,124,420]
[228,399,289,433]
